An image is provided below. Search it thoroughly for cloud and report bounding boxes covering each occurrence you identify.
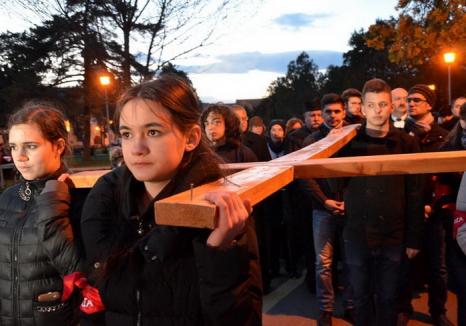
[180,50,343,74]
[273,13,330,29]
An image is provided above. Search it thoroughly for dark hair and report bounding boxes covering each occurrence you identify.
[201,104,242,147]
[362,79,391,98]
[285,117,303,134]
[460,102,466,121]
[104,75,223,279]
[115,74,218,170]
[267,119,286,137]
[321,93,344,109]
[341,88,362,104]
[248,116,266,133]
[8,100,70,157]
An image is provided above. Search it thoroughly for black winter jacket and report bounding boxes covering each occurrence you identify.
[215,142,258,164]
[0,167,81,326]
[81,153,262,326]
[303,124,346,211]
[339,125,425,249]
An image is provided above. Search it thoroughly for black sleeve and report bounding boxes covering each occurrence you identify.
[36,180,82,275]
[403,136,425,249]
[193,219,262,325]
[81,171,122,267]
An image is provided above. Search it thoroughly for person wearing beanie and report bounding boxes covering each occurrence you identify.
[404,84,447,151]
[266,119,286,159]
[399,84,452,326]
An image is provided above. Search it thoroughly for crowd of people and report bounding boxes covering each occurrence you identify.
[0,73,465,326]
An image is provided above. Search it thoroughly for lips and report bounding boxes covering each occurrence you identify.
[131,161,152,165]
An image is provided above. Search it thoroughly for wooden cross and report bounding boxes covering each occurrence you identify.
[69,124,466,229]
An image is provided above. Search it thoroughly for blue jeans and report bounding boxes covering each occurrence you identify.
[313,209,352,312]
[345,241,402,326]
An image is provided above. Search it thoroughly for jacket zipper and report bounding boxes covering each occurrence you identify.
[12,206,30,324]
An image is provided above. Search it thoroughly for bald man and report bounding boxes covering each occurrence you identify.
[391,88,408,129]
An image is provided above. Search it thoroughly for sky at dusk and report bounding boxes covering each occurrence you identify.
[0,0,400,103]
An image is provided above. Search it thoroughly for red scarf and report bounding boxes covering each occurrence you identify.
[62,272,105,314]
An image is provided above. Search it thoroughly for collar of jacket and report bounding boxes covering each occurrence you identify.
[122,150,223,227]
[357,121,403,143]
[18,163,68,201]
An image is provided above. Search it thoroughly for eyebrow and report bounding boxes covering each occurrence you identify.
[119,122,164,131]
[7,141,39,148]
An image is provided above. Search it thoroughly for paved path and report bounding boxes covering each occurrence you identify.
[262,274,458,325]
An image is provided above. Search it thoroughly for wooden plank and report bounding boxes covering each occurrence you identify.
[273,124,360,162]
[155,165,294,228]
[294,150,466,178]
[69,170,109,188]
[68,124,360,188]
[154,124,360,228]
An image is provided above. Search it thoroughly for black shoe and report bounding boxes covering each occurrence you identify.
[397,312,411,326]
[343,308,356,324]
[431,314,454,326]
[317,311,332,326]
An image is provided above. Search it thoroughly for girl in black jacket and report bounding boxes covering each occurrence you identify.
[201,104,257,163]
[81,74,262,326]
[0,101,81,325]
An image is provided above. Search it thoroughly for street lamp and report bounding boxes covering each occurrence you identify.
[443,52,456,105]
[99,75,111,128]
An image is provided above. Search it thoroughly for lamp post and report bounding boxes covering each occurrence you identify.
[99,75,111,127]
[443,52,456,105]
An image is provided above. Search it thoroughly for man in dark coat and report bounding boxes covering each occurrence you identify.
[339,79,424,326]
[303,94,354,326]
[398,84,453,326]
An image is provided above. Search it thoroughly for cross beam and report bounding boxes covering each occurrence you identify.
[68,125,466,229]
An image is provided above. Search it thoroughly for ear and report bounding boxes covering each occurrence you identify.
[185,125,201,152]
[55,138,66,156]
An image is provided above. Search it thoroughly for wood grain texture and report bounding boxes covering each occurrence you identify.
[155,165,294,228]
[294,150,466,178]
[69,170,110,188]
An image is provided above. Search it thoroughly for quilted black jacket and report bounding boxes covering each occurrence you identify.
[0,167,81,326]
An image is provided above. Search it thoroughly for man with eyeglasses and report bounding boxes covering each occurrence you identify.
[398,84,453,326]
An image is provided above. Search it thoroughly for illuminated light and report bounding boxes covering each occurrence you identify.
[443,52,456,64]
[99,75,111,86]
[64,120,71,132]
[95,126,101,132]
[428,84,436,91]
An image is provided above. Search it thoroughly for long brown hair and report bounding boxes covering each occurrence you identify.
[115,74,219,171]
[8,100,70,157]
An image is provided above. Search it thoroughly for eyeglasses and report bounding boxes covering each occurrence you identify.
[407,97,427,103]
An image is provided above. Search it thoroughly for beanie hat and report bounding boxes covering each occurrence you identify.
[408,84,436,108]
[268,119,286,133]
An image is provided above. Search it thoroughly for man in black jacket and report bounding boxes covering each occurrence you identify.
[339,79,424,326]
[399,85,452,326]
[303,94,354,326]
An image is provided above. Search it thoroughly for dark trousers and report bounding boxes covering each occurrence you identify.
[424,212,448,316]
[345,241,402,326]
